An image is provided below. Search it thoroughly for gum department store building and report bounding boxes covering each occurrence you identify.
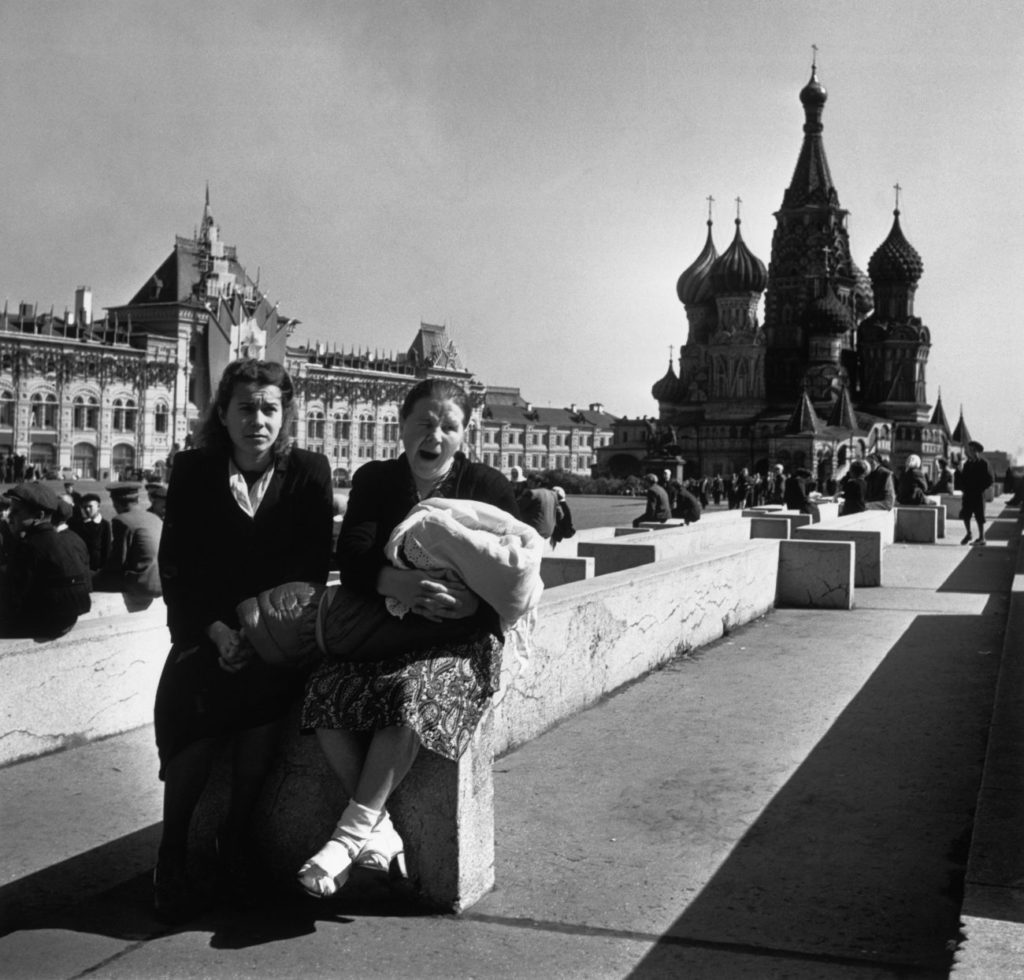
[0,195,615,483]
[598,62,973,484]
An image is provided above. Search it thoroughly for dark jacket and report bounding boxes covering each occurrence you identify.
[896,469,929,506]
[1,521,91,637]
[159,447,334,647]
[784,475,811,514]
[674,487,702,523]
[637,483,672,523]
[959,458,994,499]
[337,453,518,597]
[864,466,896,510]
[101,506,164,597]
[516,487,558,538]
[69,516,112,572]
[840,477,867,516]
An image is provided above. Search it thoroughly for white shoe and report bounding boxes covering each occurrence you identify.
[297,835,359,898]
[355,812,405,873]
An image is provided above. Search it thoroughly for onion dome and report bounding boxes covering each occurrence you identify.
[868,209,923,285]
[709,218,767,295]
[676,218,718,305]
[651,360,683,402]
[799,65,827,108]
[852,260,874,315]
[809,286,855,334]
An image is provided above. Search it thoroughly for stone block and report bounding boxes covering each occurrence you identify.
[895,506,939,543]
[540,555,595,588]
[794,523,883,587]
[808,501,840,523]
[775,539,855,609]
[749,516,790,539]
[577,540,657,575]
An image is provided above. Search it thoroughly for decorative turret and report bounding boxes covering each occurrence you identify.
[651,358,683,404]
[781,50,838,210]
[867,189,923,322]
[677,198,719,346]
[710,209,767,296]
[930,388,951,436]
[783,389,823,435]
[826,384,858,431]
[951,406,972,446]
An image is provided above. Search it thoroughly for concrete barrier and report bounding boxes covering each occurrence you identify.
[794,510,894,587]
[578,519,751,575]
[540,555,595,587]
[0,604,168,767]
[808,501,841,523]
[195,536,782,912]
[749,516,791,539]
[775,539,855,609]
[895,506,939,543]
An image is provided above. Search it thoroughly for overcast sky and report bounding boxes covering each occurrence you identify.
[2,0,1021,458]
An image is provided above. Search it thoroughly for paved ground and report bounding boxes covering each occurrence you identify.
[0,502,1018,979]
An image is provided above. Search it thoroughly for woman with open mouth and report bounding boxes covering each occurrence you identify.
[298,377,519,898]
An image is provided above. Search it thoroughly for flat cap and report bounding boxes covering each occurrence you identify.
[108,482,142,500]
[6,482,60,513]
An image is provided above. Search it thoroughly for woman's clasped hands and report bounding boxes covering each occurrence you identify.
[384,566,479,623]
[207,620,254,673]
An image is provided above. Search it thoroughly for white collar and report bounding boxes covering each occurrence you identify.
[227,458,275,517]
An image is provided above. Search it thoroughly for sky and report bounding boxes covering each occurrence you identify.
[1,0,1022,459]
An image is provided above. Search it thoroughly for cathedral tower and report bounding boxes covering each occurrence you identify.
[762,57,863,406]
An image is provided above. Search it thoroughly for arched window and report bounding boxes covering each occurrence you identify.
[154,401,169,434]
[30,392,57,429]
[306,409,325,441]
[334,413,351,441]
[111,443,135,480]
[73,394,99,430]
[381,413,398,444]
[0,390,14,427]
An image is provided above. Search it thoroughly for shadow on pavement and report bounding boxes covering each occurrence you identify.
[3,836,424,951]
[628,607,1006,979]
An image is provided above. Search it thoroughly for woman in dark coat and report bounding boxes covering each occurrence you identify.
[840,459,868,516]
[298,378,518,898]
[153,359,333,920]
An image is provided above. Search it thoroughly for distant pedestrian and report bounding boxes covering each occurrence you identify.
[959,441,994,545]
[550,486,576,548]
[516,476,558,539]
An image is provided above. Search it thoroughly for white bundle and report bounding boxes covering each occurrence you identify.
[383,497,545,630]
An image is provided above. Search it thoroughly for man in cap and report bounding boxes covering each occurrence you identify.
[864,452,896,511]
[98,483,163,608]
[632,472,672,527]
[69,492,113,574]
[0,482,91,638]
[147,484,168,520]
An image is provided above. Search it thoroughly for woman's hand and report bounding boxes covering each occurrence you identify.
[378,567,480,623]
[207,620,252,673]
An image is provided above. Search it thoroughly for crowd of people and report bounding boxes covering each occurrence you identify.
[0,355,1005,925]
[0,475,166,638]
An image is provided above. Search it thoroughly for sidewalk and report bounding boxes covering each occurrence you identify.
[0,503,1019,979]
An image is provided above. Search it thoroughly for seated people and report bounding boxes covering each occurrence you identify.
[632,473,671,527]
[896,454,930,505]
[840,460,868,516]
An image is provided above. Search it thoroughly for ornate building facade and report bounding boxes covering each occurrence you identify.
[599,62,966,483]
[2,195,615,482]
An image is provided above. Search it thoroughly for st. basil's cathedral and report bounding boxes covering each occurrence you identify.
[600,61,968,484]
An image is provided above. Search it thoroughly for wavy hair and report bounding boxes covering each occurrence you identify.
[400,378,472,426]
[193,358,296,461]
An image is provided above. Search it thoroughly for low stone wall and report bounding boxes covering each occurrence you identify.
[198,536,783,911]
[794,510,894,587]
[0,603,167,767]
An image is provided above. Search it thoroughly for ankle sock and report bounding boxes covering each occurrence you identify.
[306,800,382,878]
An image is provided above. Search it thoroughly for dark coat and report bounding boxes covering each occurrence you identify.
[154,446,334,770]
[68,516,112,572]
[896,469,929,506]
[1,521,91,637]
[159,447,334,646]
[337,452,518,597]
[102,506,164,597]
[959,458,994,500]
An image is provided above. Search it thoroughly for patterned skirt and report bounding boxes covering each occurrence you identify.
[300,630,502,761]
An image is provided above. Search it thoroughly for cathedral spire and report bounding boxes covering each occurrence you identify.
[930,388,951,435]
[781,56,837,209]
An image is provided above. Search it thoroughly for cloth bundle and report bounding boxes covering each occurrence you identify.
[236,497,545,668]
[383,497,545,630]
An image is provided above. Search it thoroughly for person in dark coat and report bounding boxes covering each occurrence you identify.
[152,358,333,922]
[864,453,896,510]
[840,460,868,516]
[97,484,164,608]
[927,457,954,495]
[959,440,994,545]
[784,467,814,514]
[298,378,518,899]
[633,473,671,526]
[896,454,930,505]
[515,476,558,539]
[69,493,113,573]
[673,483,702,524]
[0,482,91,638]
